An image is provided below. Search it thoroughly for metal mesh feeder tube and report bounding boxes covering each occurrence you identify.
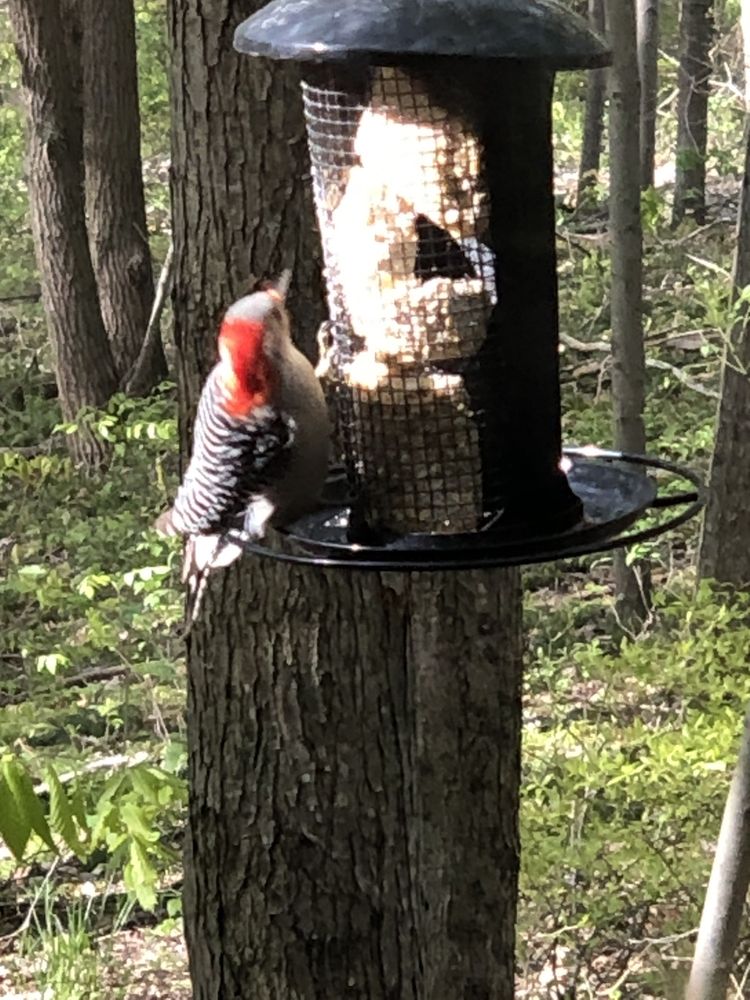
[304,58,587,545]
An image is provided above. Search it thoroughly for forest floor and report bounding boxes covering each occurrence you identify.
[0,927,190,1000]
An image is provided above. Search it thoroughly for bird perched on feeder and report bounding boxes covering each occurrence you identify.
[154,272,330,624]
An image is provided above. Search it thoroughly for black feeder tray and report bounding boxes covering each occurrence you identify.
[234,0,705,570]
[238,449,705,570]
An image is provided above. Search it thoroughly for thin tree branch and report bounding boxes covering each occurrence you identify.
[0,291,41,303]
[33,751,151,794]
[60,664,134,687]
[122,241,175,395]
[645,356,719,398]
[560,331,612,353]
[0,438,63,457]
[559,331,719,398]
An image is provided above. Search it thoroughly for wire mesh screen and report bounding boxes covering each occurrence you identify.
[303,65,500,537]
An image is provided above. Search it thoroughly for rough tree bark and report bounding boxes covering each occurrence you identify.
[698,116,750,585]
[577,0,607,207]
[59,0,83,170]
[672,0,714,226]
[184,569,523,999]
[82,0,167,391]
[686,707,750,1000]
[637,0,659,189]
[169,2,525,998]
[605,0,649,625]
[743,0,750,109]
[7,0,118,468]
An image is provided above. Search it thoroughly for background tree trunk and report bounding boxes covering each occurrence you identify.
[605,0,650,625]
[686,707,750,1000]
[637,0,659,189]
[577,0,607,208]
[698,117,750,585]
[742,0,750,109]
[672,0,714,226]
[59,0,83,172]
[169,2,525,997]
[7,0,118,468]
[82,0,167,391]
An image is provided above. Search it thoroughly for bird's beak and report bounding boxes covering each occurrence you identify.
[273,269,292,300]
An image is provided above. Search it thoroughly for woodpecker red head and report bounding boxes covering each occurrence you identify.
[216,271,292,416]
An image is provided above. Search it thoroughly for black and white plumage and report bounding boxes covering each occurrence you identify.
[155,275,330,625]
[169,369,295,536]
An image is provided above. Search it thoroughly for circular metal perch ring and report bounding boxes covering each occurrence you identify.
[238,448,705,571]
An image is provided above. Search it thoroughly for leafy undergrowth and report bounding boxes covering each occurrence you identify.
[0,367,189,996]
[519,578,750,998]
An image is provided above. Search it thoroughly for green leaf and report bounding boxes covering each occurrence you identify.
[161,740,187,775]
[70,785,89,831]
[88,802,114,850]
[126,838,157,910]
[46,765,87,859]
[2,758,55,852]
[120,801,159,843]
[0,774,31,861]
[35,652,69,675]
[129,766,159,805]
[17,563,45,578]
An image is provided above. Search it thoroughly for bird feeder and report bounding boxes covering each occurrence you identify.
[234,0,704,569]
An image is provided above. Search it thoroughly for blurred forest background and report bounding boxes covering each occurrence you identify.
[1,0,750,996]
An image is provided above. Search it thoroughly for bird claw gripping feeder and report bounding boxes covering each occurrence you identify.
[234,0,704,570]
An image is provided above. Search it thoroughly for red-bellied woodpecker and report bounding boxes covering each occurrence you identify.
[155,273,330,624]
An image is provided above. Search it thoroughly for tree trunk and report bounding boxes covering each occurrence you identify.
[183,568,523,999]
[7,0,118,468]
[82,0,167,391]
[60,0,84,172]
[698,117,750,585]
[605,0,650,625]
[742,0,750,110]
[672,0,714,226]
[169,2,524,998]
[686,707,750,1000]
[577,0,607,208]
[637,0,659,189]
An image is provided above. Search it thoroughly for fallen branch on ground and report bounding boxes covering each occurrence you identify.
[60,664,135,688]
[560,331,719,398]
[0,437,63,457]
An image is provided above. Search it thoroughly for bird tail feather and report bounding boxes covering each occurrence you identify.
[182,534,244,628]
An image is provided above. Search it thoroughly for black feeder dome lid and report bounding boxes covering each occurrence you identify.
[233,0,611,68]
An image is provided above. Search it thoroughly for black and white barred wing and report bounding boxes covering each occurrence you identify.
[170,367,294,536]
